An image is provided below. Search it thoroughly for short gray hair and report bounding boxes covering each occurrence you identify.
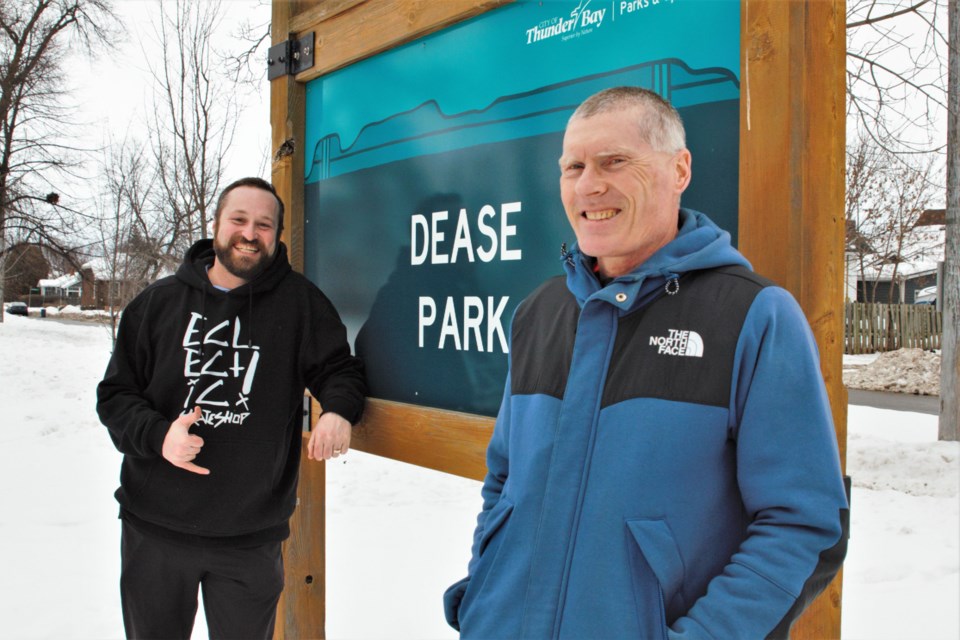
[570,87,686,153]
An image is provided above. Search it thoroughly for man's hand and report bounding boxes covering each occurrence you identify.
[161,406,210,475]
[307,411,351,461]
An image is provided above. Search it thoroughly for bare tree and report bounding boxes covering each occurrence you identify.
[847,136,891,302]
[940,0,957,441]
[847,0,949,154]
[2,242,48,301]
[94,135,170,343]
[224,0,271,87]
[146,0,239,257]
[846,134,943,303]
[0,0,118,321]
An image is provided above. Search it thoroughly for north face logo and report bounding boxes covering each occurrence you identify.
[649,329,704,357]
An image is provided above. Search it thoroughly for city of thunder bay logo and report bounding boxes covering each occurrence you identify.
[524,0,607,45]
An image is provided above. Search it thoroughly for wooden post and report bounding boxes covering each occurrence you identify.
[739,1,848,637]
[275,428,327,640]
[271,0,316,637]
[271,11,306,272]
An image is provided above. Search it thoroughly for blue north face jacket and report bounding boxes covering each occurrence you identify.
[444,209,849,639]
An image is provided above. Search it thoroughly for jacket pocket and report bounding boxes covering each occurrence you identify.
[625,518,686,639]
[478,497,514,556]
[459,497,515,626]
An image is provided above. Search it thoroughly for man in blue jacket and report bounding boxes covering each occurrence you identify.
[444,87,849,639]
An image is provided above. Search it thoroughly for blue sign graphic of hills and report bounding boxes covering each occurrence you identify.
[306,58,738,182]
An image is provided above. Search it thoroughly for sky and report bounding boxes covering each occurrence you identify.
[68,0,272,191]
[0,309,957,639]
[845,0,950,152]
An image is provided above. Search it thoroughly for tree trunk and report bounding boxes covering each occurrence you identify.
[940,0,959,441]
[0,233,6,324]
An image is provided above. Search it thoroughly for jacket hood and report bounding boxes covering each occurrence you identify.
[563,208,752,309]
[176,239,292,295]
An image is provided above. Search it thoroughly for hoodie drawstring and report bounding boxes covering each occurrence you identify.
[247,287,254,347]
[662,270,680,296]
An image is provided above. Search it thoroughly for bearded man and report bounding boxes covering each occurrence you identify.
[98,177,366,639]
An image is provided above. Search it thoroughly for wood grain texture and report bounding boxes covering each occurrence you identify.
[290,0,512,81]
[739,1,847,637]
[271,0,307,273]
[350,398,494,481]
[277,431,327,639]
[271,1,313,636]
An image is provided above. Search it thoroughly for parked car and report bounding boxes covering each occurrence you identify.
[914,286,937,305]
[6,302,28,316]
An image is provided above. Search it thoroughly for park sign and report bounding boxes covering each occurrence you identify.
[302,0,740,416]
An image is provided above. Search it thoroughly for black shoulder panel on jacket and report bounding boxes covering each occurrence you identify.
[603,266,771,408]
[509,266,776,408]
[510,276,580,400]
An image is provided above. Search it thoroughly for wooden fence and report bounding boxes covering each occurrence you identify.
[845,302,943,354]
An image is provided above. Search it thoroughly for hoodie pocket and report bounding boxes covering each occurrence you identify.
[625,518,686,640]
[134,436,281,535]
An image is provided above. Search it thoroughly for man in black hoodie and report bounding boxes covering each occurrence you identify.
[97,177,367,639]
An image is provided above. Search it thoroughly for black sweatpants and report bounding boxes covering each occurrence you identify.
[120,521,284,640]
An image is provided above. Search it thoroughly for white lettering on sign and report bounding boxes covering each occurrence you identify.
[579,7,606,28]
[418,295,510,353]
[431,210,449,264]
[451,209,474,263]
[523,1,613,46]
[477,205,498,262]
[410,202,522,265]
[620,0,674,16]
[418,297,437,348]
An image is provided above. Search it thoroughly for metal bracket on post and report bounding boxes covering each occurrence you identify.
[267,32,315,80]
[302,395,312,433]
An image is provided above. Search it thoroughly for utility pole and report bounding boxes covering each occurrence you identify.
[941,0,959,441]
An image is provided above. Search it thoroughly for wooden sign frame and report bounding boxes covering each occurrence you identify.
[270,1,847,638]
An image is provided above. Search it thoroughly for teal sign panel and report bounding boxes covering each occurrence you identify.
[304,0,740,416]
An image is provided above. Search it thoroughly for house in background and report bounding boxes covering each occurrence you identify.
[79,258,133,309]
[79,255,176,309]
[37,272,83,306]
[846,209,945,305]
[79,261,111,309]
[25,249,177,310]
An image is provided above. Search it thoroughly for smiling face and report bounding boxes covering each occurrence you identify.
[559,107,691,279]
[209,185,280,288]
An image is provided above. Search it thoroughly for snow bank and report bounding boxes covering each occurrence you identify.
[844,348,941,396]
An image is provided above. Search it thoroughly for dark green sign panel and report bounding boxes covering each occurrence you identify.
[304,0,740,416]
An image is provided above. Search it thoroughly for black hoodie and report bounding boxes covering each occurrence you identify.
[97,240,366,546]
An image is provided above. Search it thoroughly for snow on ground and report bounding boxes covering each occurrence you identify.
[844,348,941,396]
[0,314,957,639]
